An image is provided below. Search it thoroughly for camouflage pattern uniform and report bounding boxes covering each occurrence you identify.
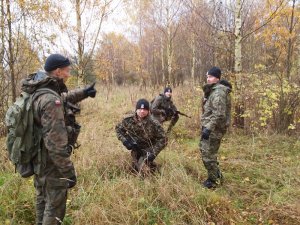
[21,72,87,225]
[115,113,167,171]
[150,94,179,133]
[200,82,231,184]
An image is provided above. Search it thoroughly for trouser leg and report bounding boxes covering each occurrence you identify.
[200,135,222,182]
[34,176,45,225]
[42,178,68,225]
[167,114,179,133]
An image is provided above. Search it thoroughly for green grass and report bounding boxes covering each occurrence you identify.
[0,85,299,224]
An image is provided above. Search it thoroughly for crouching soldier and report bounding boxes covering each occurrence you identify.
[150,87,179,133]
[115,99,167,174]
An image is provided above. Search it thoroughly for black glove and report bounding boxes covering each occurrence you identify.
[123,140,133,150]
[84,82,97,98]
[166,108,174,117]
[201,127,211,140]
[146,152,156,162]
[67,175,77,189]
[159,110,166,117]
[131,142,139,151]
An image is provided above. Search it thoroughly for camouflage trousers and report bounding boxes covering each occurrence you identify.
[34,175,68,225]
[131,150,157,173]
[152,114,179,133]
[199,132,224,183]
[166,114,179,133]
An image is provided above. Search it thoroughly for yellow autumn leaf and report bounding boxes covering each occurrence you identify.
[220,156,226,160]
[244,177,250,182]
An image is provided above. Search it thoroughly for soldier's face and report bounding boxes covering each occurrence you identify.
[165,91,172,98]
[56,66,71,82]
[207,75,219,84]
[137,108,149,118]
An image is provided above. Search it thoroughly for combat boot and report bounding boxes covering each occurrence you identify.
[203,178,217,189]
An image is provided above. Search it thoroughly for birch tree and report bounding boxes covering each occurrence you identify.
[53,0,116,86]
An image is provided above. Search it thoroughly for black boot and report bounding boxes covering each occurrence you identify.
[203,178,217,189]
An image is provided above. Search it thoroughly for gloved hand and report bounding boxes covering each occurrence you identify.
[201,127,211,140]
[123,140,133,150]
[165,108,174,117]
[84,82,97,98]
[131,142,139,151]
[160,110,166,117]
[67,175,77,189]
[146,152,156,162]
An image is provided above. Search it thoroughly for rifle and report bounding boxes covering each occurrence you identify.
[66,102,81,114]
[125,135,150,174]
[176,110,191,118]
[65,101,81,150]
[136,152,152,174]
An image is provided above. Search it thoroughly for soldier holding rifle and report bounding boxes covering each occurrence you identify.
[115,99,167,174]
[151,87,190,133]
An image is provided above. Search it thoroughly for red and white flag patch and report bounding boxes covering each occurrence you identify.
[55,99,61,106]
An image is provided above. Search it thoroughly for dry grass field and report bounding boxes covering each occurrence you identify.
[0,85,299,224]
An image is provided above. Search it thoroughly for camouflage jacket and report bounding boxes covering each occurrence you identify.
[115,113,167,156]
[21,71,86,179]
[201,82,231,133]
[150,94,177,120]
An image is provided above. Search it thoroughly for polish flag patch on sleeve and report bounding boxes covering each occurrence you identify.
[55,99,61,106]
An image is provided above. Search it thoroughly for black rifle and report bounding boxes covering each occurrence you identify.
[125,135,151,173]
[176,110,191,118]
[65,102,81,150]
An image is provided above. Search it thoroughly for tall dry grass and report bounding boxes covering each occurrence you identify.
[0,84,299,224]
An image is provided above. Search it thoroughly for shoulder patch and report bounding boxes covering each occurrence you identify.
[55,99,62,106]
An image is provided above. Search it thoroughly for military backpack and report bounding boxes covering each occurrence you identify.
[5,88,59,177]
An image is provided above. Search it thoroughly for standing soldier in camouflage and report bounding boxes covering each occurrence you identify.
[150,87,179,133]
[21,54,97,224]
[116,99,167,174]
[200,67,232,189]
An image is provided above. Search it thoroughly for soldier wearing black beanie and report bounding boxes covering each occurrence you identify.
[116,98,167,175]
[207,66,221,79]
[200,66,232,189]
[136,99,150,111]
[44,54,71,72]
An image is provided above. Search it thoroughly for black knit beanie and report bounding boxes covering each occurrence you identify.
[44,54,71,72]
[207,67,221,79]
[164,87,172,93]
[136,99,150,110]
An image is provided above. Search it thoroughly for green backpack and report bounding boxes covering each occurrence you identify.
[5,88,57,177]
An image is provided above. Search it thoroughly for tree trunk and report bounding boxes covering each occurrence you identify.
[6,0,16,102]
[152,34,158,87]
[166,0,172,85]
[286,0,296,80]
[160,0,165,85]
[234,0,242,73]
[0,0,4,77]
[276,0,297,133]
[233,0,245,129]
[0,0,8,133]
[160,36,165,84]
[191,32,196,85]
[76,0,84,86]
